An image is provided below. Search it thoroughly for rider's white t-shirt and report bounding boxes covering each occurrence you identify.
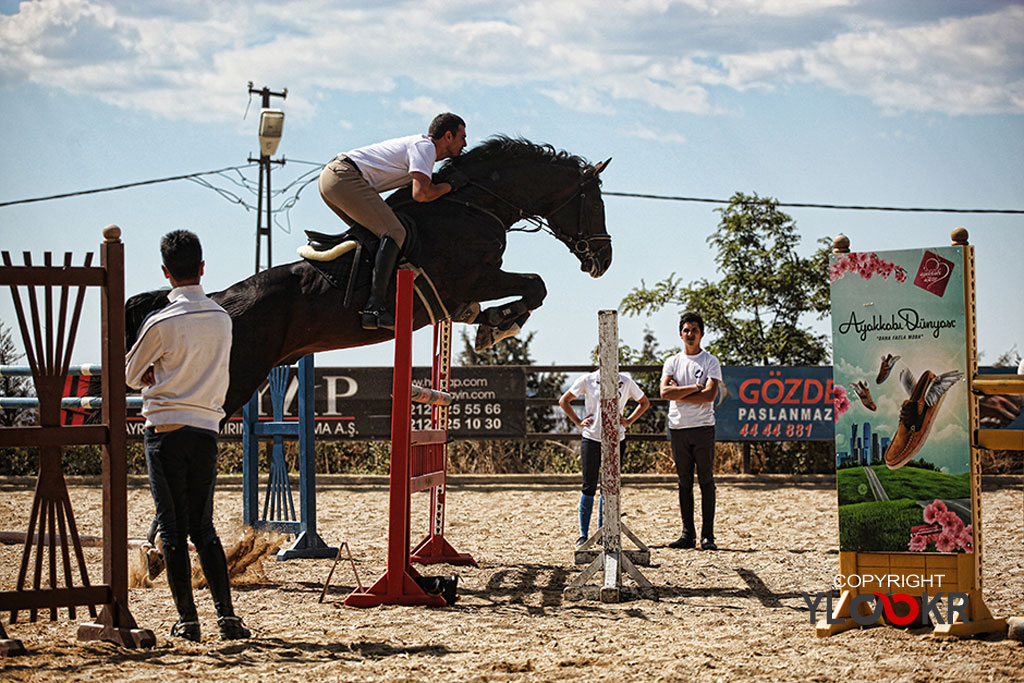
[568,371,645,442]
[342,134,438,192]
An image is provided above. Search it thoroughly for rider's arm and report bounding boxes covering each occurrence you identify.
[410,171,452,202]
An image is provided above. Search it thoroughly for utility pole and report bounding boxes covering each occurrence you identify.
[247,82,287,274]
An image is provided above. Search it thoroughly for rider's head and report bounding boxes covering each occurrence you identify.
[160,229,204,285]
[429,112,467,160]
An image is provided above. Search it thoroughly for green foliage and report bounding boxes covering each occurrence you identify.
[620,193,835,474]
[838,499,924,552]
[0,320,35,428]
[620,192,831,366]
[457,329,566,433]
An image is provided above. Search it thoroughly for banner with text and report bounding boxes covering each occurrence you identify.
[126,366,526,440]
[716,366,834,441]
[829,246,972,554]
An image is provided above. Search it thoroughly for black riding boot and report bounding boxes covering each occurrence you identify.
[195,537,234,619]
[163,542,200,641]
[360,236,401,331]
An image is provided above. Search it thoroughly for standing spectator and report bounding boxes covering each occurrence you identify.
[126,230,249,643]
[661,312,722,551]
[559,371,649,547]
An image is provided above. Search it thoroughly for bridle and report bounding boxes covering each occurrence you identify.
[450,166,611,265]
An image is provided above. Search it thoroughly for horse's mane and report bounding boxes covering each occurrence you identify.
[442,136,591,174]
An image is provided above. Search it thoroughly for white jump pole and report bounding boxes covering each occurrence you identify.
[564,309,653,602]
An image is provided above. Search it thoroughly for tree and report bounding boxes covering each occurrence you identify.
[0,320,34,428]
[458,329,566,433]
[621,192,832,366]
[620,193,835,474]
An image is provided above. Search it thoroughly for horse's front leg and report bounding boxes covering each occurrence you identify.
[461,270,546,351]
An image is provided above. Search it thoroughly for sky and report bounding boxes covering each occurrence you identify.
[1,0,1022,372]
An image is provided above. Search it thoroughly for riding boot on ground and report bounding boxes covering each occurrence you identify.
[360,236,401,331]
[163,541,201,642]
[195,538,251,640]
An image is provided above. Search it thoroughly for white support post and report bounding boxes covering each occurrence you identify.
[564,310,654,602]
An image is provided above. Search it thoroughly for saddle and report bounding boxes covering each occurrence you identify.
[298,216,452,323]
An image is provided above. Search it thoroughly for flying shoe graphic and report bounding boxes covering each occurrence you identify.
[876,353,900,384]
[883,368,964,470]
[849,380,877,411]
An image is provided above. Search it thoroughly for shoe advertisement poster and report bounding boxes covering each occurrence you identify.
[830,246,972,554]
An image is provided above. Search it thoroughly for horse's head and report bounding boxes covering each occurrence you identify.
[125,289,170,349]
[441,137,613,278]
[544,158,613,278]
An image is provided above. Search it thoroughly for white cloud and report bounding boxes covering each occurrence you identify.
[399,96,450,119]
[1,0,1020,122]
[624,125,687,144]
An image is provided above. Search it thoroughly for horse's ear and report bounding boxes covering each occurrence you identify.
[593,158,612,175]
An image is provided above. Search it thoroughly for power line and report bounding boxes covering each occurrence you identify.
[603,191,1024,215]
[2,165,1021,216]
[0,164,258,208]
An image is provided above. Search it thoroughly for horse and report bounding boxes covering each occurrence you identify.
[126,136,612,419]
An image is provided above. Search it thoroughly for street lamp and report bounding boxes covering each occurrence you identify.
[259,108,285,157]
[247,82,287,273]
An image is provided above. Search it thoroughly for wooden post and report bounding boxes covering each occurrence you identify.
[564,310,653,602]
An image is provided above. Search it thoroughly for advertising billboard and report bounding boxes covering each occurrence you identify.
[830,247,972,554]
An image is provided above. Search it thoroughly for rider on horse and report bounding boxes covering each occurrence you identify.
[318,112,469,331]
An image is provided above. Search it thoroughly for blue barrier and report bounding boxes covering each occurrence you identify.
[242,355,336,561]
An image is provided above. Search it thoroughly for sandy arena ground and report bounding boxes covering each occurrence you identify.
[0,474,1021,682]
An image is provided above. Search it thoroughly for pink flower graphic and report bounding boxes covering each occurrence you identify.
[830,252,908,284]
[910,500,972,553]
[832,384,850,418]
[922,499,947,524]
[908,535,928,552]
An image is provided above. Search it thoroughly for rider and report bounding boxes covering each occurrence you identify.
[319,113,469,331]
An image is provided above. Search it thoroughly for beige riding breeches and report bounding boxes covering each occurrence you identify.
[318,156,407,247]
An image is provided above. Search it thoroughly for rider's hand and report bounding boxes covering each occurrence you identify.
[447,169,470,192]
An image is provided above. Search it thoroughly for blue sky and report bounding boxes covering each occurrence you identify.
[1,0,1021,370]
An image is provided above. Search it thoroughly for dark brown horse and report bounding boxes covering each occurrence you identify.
[127,136,612,418]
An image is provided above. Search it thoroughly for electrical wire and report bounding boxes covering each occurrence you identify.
[0,164,258,208]
[3,164,1021,217]
[603,191,1024,215]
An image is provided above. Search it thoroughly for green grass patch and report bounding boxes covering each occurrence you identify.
[871,466,970,501]
[838,499,925,552]
[836,467,871,506]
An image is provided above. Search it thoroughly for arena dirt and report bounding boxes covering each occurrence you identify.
[1,476,1021,681]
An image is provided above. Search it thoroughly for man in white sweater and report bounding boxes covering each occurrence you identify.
[126,230,249,643]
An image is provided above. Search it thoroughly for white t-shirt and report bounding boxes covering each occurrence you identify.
[662,349,722,429]
[568,371,645,442]
[342,134,437,192]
